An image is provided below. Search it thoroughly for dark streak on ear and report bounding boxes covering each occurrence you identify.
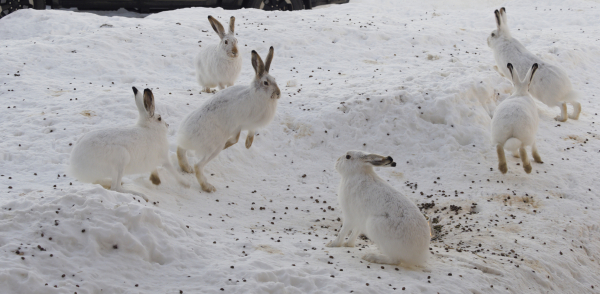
[251,50,265,78]
[500,7,506,15]
[530,63,538,82]
[229,16,235,34]
[494,9,501,27]
[507,63,514,79]
[265,46,274,73]
[143,88,155,118]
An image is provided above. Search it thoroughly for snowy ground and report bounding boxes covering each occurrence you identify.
[1,0,600,293]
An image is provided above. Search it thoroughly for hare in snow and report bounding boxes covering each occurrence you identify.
[195,15,242,93]
[492,63,543,174]
[177,47,281,192]
[69,87,189,200]
[488,7,581,122]
[327,151,430,266]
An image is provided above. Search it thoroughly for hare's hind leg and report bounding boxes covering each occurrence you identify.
[177,147,194,173]
[362,253,399,265]
[569,102,581,120]
[532,143,543,163]
[555,103,568,122]
[497,143,508,174]
[149,169,161,185]
[224,131,241,149]
[194,148,221,193]
[520,147,532,174]
[245,131,255,149]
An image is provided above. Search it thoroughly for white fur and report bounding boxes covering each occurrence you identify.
[195,16,242,93]
[487,7,581,122]
[69,87,189,200]
[178,47,281,192]
[491,63,543,174]
[327,151,430,266]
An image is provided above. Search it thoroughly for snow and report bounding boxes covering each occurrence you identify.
[1,0,600,293]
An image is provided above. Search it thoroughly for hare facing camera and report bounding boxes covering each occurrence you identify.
[69,87,189,200]
[195,15,242,93]
[327,151,430,266]
[178,47,281,192]
[488,7,581,122]
[492,63,543,174]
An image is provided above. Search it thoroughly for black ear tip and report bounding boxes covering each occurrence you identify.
[132,87,138,95]
[251,50,257,54]
[387,156,393,162]
[208,15,212,19]
[270,46,274,49]
[533,63,538,68]
[391,162,397,167]
[507,63,512,68]
[494,9,499,13]
[144,88,152,94]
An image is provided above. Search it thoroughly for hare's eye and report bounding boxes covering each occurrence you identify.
[225,40,228,45]
[263,81,268,86]
[158,116,162,121]
[346,155,351,159]
[491,33,496,37]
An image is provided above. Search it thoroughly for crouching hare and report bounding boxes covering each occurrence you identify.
[69,87,189,200]
[492,63,543,174]
[488,7,581,122]
[177,47,281,192]
[327,151,430,266]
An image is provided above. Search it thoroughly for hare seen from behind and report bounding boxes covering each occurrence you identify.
[488,7,581,122]
[69,87,189,200]
[178,47,281,192]
[492,63,543,174]
[195,15,242,93]
[327,151,430,266]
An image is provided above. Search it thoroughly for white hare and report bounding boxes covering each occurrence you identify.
[488,7,581,122]
[69,87,189,200]
[195,15,242,93]
[327,151,430,266]
[492,63,543,174]
[178,47,281,192]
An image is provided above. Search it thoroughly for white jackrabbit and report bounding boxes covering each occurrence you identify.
[177,47,281,192]
[195,15,242,93]
[69,87,189,200]
[488,7,581,122]
[327,151,430,266]
[492,63,543,174]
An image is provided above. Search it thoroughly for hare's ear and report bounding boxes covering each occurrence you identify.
[132,86,138,95]
[208,15,226,39]
[362,154,396,167]
[500,7,508,27]
[251,50,265,78]
[143,89,155,118]
[265,46,274,73]
[494,9,502,28]
[525,63,539,88]
[229,16,235,34]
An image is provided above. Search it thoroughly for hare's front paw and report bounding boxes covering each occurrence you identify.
[201,182,216,193]
[554,115,567,122]
[343,241,356,247]
[326,240,342,248]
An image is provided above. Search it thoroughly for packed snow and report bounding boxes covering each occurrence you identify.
[1,0,600,293]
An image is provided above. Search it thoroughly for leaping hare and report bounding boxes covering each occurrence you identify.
[177,47,281,192]
[327,151,430,266]
[492,63,543,174]
[488,7,581,122]
[69,87,189,200]
[195,15,242,93]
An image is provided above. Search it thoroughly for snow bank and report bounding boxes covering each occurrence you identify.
[1,0,600,293]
